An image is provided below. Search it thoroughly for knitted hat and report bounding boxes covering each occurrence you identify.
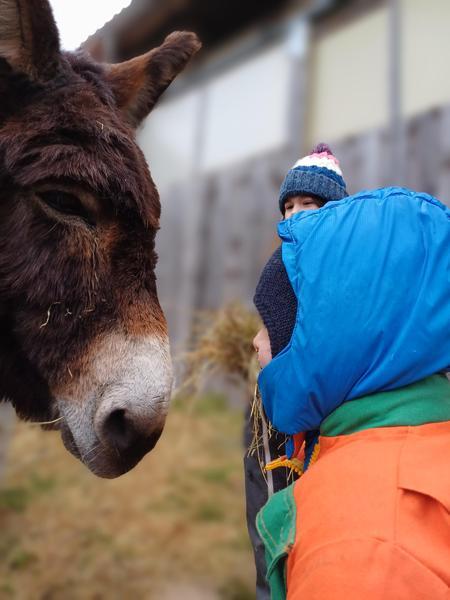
[253,246,297,357]
[279,143,348,214]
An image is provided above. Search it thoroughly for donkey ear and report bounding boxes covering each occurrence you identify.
[105,31,201,128]
[0,0,61,81]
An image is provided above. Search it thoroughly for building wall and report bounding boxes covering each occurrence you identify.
[307,0,450,144]
[200,44,291,173]
[137,40,293,192]
[141,0,450,191]
[137,89,201,192]
[402,0,450,119]
[307,6,389,144]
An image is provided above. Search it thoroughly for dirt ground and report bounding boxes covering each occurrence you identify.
[0,394,255,600]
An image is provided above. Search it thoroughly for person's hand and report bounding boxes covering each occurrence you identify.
[253,327,272,369]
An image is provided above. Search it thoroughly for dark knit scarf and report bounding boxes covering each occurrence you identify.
[253,246,297,357]
[254,245,319,468]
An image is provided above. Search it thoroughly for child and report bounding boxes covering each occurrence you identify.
[253,142,347,369]
[247,144,348,599]
[252,146,450,599]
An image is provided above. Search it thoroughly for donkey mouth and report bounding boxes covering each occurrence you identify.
[60,423,82,461]
[59,417,164,478]
[54,333,173,477]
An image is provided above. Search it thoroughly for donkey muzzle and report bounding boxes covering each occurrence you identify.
[57,333,173,478]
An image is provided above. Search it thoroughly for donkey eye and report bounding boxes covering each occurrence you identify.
[37,190,94,224]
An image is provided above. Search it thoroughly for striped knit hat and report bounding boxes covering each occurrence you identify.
[279,143,348,214]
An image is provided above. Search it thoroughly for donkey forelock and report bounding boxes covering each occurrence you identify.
[0,0,200,477]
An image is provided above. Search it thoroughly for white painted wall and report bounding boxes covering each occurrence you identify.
[138,41,291,190]
[307,7,389,144]
[308,1,450,144]
[200,44,291,172]
[137,89,202,192]
[402,0,450,118]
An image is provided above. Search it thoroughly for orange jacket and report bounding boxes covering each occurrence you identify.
[287,420,450,599]
[256,377,450,599]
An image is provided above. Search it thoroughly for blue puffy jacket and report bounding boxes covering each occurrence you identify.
[258,187,450,435]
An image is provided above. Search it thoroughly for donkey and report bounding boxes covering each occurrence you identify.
[0,0,200,477]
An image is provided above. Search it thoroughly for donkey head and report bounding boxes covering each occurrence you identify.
[0,0,200,477]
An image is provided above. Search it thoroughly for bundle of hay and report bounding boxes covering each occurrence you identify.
[181,302,261,395]
[179,302,275,475]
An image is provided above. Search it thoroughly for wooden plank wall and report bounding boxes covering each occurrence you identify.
[334,106,450,200]
[157,149,290,357]
[156,105,450,357]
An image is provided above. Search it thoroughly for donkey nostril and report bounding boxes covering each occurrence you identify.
[100,408,163,457]
[102,409,137,452]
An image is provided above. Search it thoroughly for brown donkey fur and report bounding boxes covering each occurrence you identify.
[0,0,200,477]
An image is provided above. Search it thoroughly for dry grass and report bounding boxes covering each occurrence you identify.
[179,303,272,482]
[181,303,261,395]
[0,394,254,600]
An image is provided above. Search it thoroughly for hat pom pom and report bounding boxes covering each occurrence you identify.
[312,142,333,155]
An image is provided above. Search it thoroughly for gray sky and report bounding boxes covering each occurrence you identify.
[49,0,132,50]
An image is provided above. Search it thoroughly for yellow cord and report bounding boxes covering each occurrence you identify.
[308,442,321,468]
[265,441,321,478]
[265,456,304,477]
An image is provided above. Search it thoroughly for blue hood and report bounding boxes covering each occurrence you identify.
[258,187,450,435]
